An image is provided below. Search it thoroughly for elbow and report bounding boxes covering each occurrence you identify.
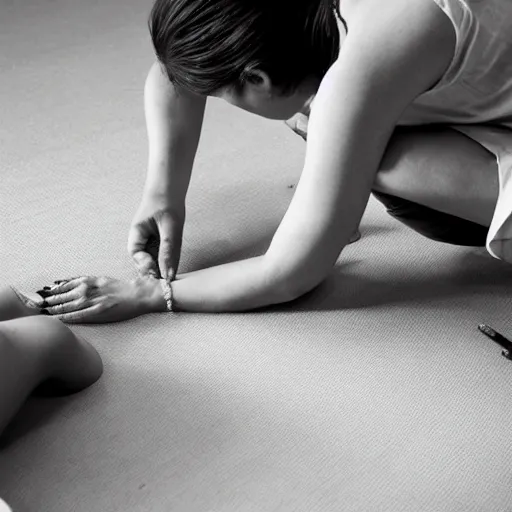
[263,258,328,304]
[282,277,325,303]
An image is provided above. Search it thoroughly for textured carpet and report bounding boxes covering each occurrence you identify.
[1,1,512,511]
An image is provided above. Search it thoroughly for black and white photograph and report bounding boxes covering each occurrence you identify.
[1,0,512,510]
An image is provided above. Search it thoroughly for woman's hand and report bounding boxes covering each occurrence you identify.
[35,276,161,324]
[127,190,185,281]
[285,112,309,141]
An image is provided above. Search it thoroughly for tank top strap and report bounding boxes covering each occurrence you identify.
[429,0,473,90]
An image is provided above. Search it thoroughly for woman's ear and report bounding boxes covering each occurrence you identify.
[243,69,273,94]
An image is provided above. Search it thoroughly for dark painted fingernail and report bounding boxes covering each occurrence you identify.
[36,290,51,298]
[41,300,49,308]
[54,280,65,284]
[43,286,51,290]
[40,309,51,315]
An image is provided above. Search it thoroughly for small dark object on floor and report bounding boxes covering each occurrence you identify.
[478,323,512,360]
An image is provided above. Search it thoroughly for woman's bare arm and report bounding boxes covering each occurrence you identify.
[262,0,455,299]
[144,61,206,206]
[46,0,455,321]
[135,0,456,313]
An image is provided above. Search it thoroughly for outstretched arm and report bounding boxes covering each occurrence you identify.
[143,0,455,312]
[38,0,455,320]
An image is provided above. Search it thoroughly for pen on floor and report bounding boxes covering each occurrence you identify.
[478,323,512,361]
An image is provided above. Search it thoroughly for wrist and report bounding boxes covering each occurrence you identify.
[141,184,186,217]
[134,276,169,313]
[144,161,172,194]
[142,179,172,200]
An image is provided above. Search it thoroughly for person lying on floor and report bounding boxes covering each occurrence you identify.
[30,0,511,323]
[0,286,102,437]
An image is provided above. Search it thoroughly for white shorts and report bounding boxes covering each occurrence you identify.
[452,124,512,263]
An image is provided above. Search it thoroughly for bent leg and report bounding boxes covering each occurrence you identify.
[0,319,53,435]
[373,126,499,232]
[372,190,489,246]
[0,316,102,436]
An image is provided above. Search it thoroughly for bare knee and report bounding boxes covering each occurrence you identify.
[0,317,62,375]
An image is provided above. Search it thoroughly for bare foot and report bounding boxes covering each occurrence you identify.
[1,315,103,396]
[0,286,45,322]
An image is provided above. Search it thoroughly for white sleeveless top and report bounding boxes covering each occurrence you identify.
[400,0,512,263]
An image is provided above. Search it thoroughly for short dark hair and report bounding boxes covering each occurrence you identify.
[149,0,346,96]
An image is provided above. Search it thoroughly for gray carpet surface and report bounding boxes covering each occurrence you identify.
[1,1,512,511]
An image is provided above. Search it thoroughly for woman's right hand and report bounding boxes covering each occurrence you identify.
[127,190,185,281]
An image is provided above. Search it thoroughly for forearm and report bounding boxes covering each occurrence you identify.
[142,256,291,313]
[144,61,206,204]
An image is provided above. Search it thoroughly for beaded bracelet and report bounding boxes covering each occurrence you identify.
[159,278,174,312]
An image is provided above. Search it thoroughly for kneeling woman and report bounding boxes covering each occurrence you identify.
[34,0,512,322]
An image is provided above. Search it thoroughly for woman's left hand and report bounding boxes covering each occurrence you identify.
[35,276,154,324]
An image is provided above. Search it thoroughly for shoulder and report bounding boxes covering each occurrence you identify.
[307,0,457,137]
[342,0,453,28]
[341,0,455,61]
[343,0,455,45]
[333,0,456,98]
